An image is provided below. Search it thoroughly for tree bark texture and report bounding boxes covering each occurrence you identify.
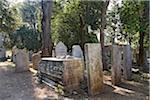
[41,0,53,57]
[100,0,110,70]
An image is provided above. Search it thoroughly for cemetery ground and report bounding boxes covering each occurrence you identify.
[0,61,149,100]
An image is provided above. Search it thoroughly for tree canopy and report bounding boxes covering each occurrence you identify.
[0,0,149,67]
[0,0,19,33]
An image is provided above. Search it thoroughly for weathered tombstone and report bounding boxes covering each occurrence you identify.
[84,43,103,95]
[55,41,67,57]
[111,45,122,85]
[0,48,6,61]
[15,49,29,72]
[123,45,132,80]
[31,51,41,69]
[0,35,4,47]
[52,50,55,57]
[72,45,83,58]
[0,35,6,61]
[103,45,112,70]
[144,48,149,69]
[12,46,19,63]
[29,50,33,61]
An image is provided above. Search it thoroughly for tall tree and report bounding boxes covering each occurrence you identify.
[119,0,149,68]
[106,1,125,45]
[41,0,53,57]
[138,1,149,68]
[52,0,101,49]
[100,0,110,48]
[99,0,110,69]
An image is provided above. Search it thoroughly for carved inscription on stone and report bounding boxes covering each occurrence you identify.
[39,60,64,78]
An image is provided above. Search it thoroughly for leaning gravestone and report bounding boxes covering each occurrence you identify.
[72,45,83,58]
[15,49,29,72]
[123,45,132,80]
[84,43,103,95]
[55,41,67,57]
[111,45,122,85]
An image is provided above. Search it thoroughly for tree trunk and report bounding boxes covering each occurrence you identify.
[41,0,53,57]
[138,1,148,68]
[79,14,84,50]
[100,0,110,70]
[138,32,144,67]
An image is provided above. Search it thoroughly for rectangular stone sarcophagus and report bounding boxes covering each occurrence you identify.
[38,57,84,92]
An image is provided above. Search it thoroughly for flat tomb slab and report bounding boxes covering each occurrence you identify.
[38,57,84,92]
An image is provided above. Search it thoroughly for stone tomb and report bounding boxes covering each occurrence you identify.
[72,45,83,58]
[84,43,103,95]
[15,49,29,72]
[38,57,84,92]
[55,41,67,57]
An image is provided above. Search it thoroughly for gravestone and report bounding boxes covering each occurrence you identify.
[55,41,67,57]
[111,45,122,85]
[72,45,83,58]
[84,43,103,95]
[144,48,149,69]
[29,50,33,61]
[0,35,6,61]
[0,48,6,61]
[103,45,112,70]
[12,46,19,63]
[123,45,132,80]
[15,49,29,72]
[0,35,4,47]
[52,50,55,57]
[32,51,41,69]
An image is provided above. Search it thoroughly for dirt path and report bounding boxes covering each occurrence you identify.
[0,61,149,100]
[0,62,59,100]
